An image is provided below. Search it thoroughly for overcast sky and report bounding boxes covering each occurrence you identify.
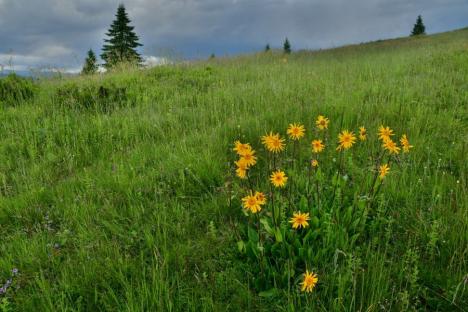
[0,0,467,72]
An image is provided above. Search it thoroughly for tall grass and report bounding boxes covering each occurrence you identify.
[0,28,467,311]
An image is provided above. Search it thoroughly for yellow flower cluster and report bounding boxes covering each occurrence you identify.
[378,125,413,154]
[377,126,414,179]
[379,164,390,179]
[242,191,267,213]
[233,140,257,179]
[232,116,415,294]
[359,126,367,141]
[234,121,414,183]
[261,132,286,153]
[400,134,413,153]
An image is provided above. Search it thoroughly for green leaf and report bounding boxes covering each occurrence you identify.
[260,218,274,236]
[246,241,259,259]
[248,226,259,244]
[345,206,353,223]
[307,247,313,260]
[259,288,279,298]
[271,242,282,256]
[298,247,305,258]
[303,229,314,244]
[312,216,320,227]
[351,233,360,245]
[237,240,246,253]
[299,196,308,211]
[273,205,281,225]
[332,174,339,186]
[274,227,283,242]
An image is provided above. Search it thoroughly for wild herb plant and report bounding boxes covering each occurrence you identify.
[232,119,414,296]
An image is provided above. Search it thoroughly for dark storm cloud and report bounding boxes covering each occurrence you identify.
[0,0,467,71]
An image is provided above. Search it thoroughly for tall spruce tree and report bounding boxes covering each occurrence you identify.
[283,38,291,54]
[101,4,142,68]
[411,15,426,36]
[82,49,98,75]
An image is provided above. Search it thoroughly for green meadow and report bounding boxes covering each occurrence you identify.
[0,28,467,311]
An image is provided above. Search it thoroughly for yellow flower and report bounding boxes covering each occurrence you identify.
[235,158,248,170]
[261,132,285,153]
[236,167,247,179]
[359,126,367,141]
[301,270,318,293]
[270,170,288,188]
[311,139,325,153]
[379,164,390,179]
[400,134,413,153]
[311,159,318,167]
[289,212,310,229]
[316,115,329,130]
[240,149,257,167]
[255,191,267,205]
[233,140,252,156]
[242,192,262,213]
[235,159,248,179]
[287,123,306,140]
[337,130,357,151]
[382,139,400,154]
[378,126,394,142]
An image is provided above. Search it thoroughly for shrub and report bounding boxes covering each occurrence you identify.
[54,82,130,112]
[0,73,36,106]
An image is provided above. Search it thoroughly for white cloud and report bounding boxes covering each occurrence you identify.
[143,55,170,67]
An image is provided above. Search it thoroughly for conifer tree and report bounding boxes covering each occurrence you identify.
[283,38,291,54]
[265,44,270,52]
[411,15,426,36]
[101,4,142,68]
[82,49,98,75]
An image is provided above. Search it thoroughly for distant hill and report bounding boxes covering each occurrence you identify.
[0,69,77,79]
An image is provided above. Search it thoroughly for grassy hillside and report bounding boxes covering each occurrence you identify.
[0,28,467,311]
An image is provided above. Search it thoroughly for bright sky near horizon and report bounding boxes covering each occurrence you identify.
[0,0,467,72]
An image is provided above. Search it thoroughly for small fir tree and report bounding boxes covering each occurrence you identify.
[283,38,291,54]
[265,44,270,52]
[82,49,98,75]
[101,4,142,68]
[411,15,426,36]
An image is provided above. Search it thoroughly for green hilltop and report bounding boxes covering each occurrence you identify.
[0,28,467,311]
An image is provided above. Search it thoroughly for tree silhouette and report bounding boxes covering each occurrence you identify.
[411,15,426,36]
[82,49,98,75]
[265,44,271,52]
[283,38,291,54]
[101,4,142,68]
